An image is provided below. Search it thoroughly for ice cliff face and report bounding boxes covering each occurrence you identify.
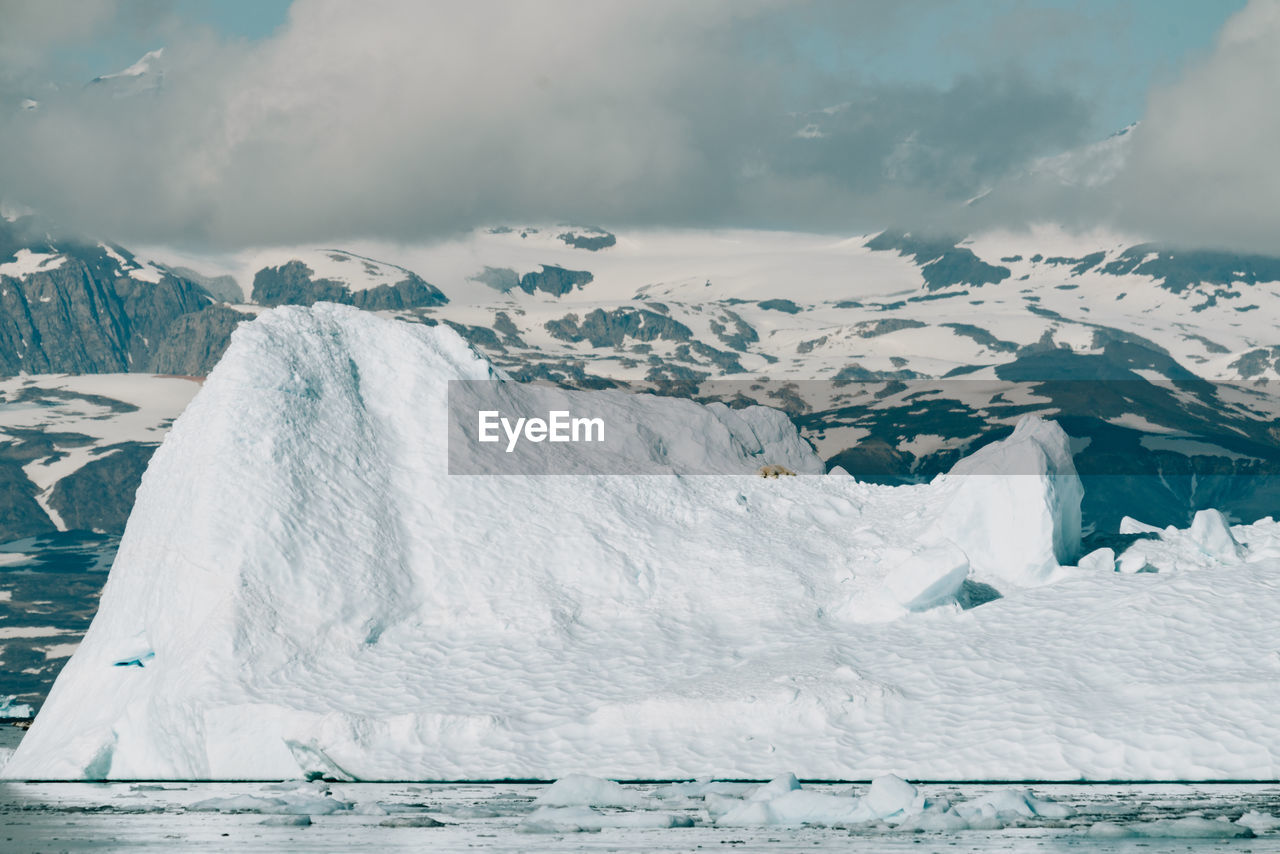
[4,303,1201,783]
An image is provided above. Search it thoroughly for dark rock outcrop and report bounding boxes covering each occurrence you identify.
[757,299,802,314]
[150,305,251,376]
[0,240,215,376]
[251,260,447,310]
[866,230,1011,290]
[517,265,593,297]
[47,442,156,533]
[709,310,758,351]
[545,308,692,348]
[1100,244,1280,293]
[556,228,616,251]
[0,460,57,540]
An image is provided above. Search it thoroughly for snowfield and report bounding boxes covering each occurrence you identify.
[5,304,1279,781]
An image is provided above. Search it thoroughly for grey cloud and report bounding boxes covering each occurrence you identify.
[0,1,121,67]
[1110,0,1280,252]
[0,0,1142,250]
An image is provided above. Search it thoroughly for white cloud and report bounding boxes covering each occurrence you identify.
[1114,0,1280,251]
[0,0,1117,249]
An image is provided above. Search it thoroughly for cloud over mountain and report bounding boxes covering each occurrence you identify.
[0,0,1275,251]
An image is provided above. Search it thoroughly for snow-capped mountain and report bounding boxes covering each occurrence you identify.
[969,123,1137,207]
[0,214,241,377]
[6,219,1280,542]
[86,48,165,98]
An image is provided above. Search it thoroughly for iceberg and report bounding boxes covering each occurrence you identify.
[8,304,1278,781]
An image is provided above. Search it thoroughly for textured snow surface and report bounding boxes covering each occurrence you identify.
[7,305,1279,781]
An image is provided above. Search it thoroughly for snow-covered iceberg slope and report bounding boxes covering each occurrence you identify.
[7,304,1274,781]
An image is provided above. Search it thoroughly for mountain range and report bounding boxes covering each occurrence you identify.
[4,214,1280,541]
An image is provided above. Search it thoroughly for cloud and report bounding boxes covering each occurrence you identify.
[1111,0,1280,252]
[0,0,1101,249]
[0,1,121,67]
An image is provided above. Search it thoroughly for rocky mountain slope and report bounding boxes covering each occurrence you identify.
[5,219,1280,540]
[0,215,244,376]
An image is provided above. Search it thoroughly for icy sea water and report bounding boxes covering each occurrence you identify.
[1,769,1278,852]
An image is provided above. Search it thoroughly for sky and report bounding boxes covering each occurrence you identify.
[0,0,1275,252]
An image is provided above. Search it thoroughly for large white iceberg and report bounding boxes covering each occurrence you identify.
[8,304,1277,781]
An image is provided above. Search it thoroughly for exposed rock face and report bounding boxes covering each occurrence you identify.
[0,218,218,376]
[251,260,447,309]
[866,230,1011,290]
[757,298,801,314]
[166,265,244,303]
[48,443,156,533]
[1100,244,1280,293]
[0,261,214,375]
[556,227,616,251]
[149,305,252,376]
[351,279,448,310]
[0,459,57,540]
[1,259,131,374]
[517,264,593,296]
[251,260,345,306]
[545,308,691,348]
[709,310,758,351]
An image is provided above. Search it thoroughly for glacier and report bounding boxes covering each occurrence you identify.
[5,303,1279,781]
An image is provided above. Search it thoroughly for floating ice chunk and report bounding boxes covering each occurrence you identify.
[954,788,1073,822]
[535,774,646,808]
[897,801,970,831]
[717,789,873,827]
[721,779,1074,830]
[189,788,353,815]
[520,805,691,831]
[1076,547,1115,572]
[1084,820,1133,838]
[1188,509,1245,561]
[1086,816,1253,838]
[1238,810,1280,833]
[190,794,286,812]
[862,774,918,819]
[653,779,753,800]
[748,772,801,801]
[934,415,1082,586]
[378,814,446,827]
[1118,510,1250,574]
[1116,548,1153,574]
[0,696,34,719]
[260,814,311,827]
[1119,516,1162,535]
[1025,793,1073,819]
[702,792,741,821]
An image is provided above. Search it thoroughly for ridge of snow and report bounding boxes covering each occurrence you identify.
[95,49,164,81]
